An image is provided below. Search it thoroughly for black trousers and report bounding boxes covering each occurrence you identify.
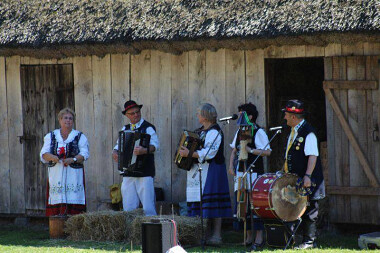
[300,199,319,243]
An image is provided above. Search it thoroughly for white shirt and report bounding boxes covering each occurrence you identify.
[285,119,319,157]
[113,118,160,150]
[197,128,221,163]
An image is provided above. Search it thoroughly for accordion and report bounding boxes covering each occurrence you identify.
[118,130,151,174]
[174,130,201,171]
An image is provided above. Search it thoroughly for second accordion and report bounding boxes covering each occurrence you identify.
[118,130,150,175]
[174,130,201,171]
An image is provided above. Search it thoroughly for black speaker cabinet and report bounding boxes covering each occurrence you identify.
[264,220,293,248]
[142,220,174,253]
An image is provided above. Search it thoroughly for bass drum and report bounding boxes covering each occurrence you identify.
[251,173,307,221]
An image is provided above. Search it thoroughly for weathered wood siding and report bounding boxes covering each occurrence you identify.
[0,57,10,213]
[7,56,25,213]
[20,64,74,213]
[324,54,380,225]
[0,43,380,224]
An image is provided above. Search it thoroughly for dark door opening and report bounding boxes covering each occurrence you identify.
[265,58,326,171]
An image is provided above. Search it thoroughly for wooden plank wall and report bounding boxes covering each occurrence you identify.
[1,43,380,217]
[6,56,25,213]
[0,57,10,213]
[323,43,380,224]
[130,49,250,203]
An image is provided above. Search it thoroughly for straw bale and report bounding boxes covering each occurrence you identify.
[65,209,207,245]
[65,209,143,241]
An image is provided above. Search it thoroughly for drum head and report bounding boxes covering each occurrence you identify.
[271,174,307,221]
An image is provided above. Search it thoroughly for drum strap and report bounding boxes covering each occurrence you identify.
[284,127,295,173]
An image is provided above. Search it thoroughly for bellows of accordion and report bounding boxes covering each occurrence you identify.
[174,130,201,171]
[118,130,150,174]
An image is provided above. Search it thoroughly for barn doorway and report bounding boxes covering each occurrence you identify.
[265,58,326,171]
[20,64,74,214]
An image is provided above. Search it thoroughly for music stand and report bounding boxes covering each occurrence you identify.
[192,120,231,250]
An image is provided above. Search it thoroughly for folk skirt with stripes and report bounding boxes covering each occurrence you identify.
[188,161,232,218]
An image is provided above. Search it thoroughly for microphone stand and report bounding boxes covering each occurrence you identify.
[241,128,282,252]
[192,120,230,250]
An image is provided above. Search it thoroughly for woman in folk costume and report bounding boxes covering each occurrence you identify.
[179,103,232,245]
[40,108,89,216]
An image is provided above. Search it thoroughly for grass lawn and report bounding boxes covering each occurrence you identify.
[0,224,374,252]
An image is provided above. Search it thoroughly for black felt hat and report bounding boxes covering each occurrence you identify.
[122,100,143,115]
[281,99,305,114]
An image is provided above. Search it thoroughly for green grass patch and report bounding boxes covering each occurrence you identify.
[0,226,140,253]
[0,225,374,252]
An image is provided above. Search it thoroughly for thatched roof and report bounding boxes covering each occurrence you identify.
[0,0,379,57]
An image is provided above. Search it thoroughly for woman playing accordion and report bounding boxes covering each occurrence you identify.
[179,103,232,245]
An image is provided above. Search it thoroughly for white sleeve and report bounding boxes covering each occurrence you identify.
[197,129,222,162]
[254,128,271,150]
[304,133,319,156]
[40,133,51,163]
[230,131,238,148]
[78,133,90,160]
[113,126,126,150]
[146,126,160,150]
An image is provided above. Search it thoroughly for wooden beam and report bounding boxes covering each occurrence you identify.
[323,80,378,90]
[327,186,380,196]
[324,87,379,187]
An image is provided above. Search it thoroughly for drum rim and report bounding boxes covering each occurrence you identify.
[252,173,280,220]
[252,173,307,221]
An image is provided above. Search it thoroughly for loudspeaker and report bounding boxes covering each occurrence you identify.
[264,221,293,248]
[142,220,175,253]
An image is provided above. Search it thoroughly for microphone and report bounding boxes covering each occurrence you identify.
[269,125,284,131]
[219,114,238,122]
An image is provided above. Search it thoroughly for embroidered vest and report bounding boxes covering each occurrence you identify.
[48,131,83,168]
[286,121,324,197]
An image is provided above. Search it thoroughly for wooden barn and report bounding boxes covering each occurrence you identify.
[0,0,379,225]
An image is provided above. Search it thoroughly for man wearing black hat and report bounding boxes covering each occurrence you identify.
[282,99,325,249]
[112,100,159,216]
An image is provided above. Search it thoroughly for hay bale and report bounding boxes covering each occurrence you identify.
[130,215,207,245]
[65,209,144,241]
[65,209,207,245]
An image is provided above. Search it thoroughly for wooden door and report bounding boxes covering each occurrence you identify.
[20,64,74,214]
[324,56,380,224]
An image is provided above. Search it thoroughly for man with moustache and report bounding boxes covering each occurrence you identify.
[112,100,159,216]
[282,99,325,249]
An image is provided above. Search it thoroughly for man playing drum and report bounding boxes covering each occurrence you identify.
[282,99,325,249]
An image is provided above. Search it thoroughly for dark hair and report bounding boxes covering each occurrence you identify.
[238,103,258,122]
